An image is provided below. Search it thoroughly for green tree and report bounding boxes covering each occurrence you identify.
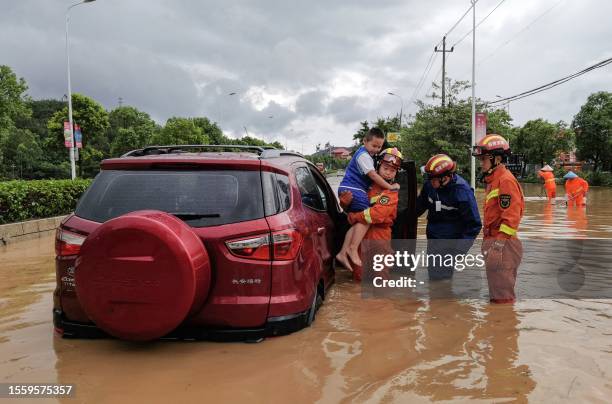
[192,117,226,144]
[572,91,612,171]
[513,119,573,165]
[47,93,110,178]
[399,80,512,177]
[352,116,401,144]
[1,128,42,179]
[0,65,32,177]
[152,117,209,145]
[107,106,158,156]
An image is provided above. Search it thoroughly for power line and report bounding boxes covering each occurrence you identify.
[451,0,508,48]
[478,0,565,66]
[405,0,478,110]
[411,52,439,104]
[487,56,612,104]
[445,1,479,38]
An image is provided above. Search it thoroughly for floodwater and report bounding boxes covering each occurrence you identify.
[0,180,611,403]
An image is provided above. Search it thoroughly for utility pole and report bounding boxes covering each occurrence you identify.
[470,0,476,189]
[434,36,454,107]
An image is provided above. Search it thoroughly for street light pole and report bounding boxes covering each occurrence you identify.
[387,92,404,127]
[66,0,96,180]
[470,0,476,189]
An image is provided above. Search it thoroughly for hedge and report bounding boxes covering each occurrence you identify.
[0,179,93,224]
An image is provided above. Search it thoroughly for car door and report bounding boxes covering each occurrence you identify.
[307,166,337,275]
[293,165,335,278]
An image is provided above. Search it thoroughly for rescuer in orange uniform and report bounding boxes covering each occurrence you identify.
[339,148,402,281]
[472,134,525,303]
[563,171,589,206]
[538,164,556,201]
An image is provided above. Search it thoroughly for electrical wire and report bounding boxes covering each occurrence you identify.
[487,56,612,104]
[445,1,479,38]
[478,0,565,66]
[410,52,439,104]
[451,0,508,48]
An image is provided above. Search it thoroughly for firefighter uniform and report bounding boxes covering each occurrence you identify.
[565,177,589,207]
[348,184,399,281]
[482,164,525,303]
[538,170,556,200]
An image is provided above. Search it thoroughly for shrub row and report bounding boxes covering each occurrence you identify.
[0,179,92,224]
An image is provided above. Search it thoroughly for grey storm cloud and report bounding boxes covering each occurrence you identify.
[295,91,326,116]
[328,96,369,125]
[1,0,611,152]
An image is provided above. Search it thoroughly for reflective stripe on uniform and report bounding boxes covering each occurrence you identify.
[545,178,555,183]
[363,208,372,224]
[370,195,380,204]
[428,156,449,170]
[499,223,517,236]
[486,188,500,202]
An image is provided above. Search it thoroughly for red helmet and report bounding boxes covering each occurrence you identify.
[423,154,456,178]
[472,134,510,157]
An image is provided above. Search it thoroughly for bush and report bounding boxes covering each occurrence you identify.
[583,171,612,186]
[0,179,92,224]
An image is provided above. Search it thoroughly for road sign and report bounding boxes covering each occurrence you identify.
[387,132,400,143]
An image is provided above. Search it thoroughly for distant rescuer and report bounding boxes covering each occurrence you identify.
[472,134,525,304]
[563,171,589,206]
[416,153,482,280]
[538,164,556,202]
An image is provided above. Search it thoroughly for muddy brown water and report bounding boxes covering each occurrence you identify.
[0,180,610,403]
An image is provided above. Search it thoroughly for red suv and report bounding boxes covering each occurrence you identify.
[53,145,348,341]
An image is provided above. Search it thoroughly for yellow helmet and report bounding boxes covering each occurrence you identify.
[378,147,403,169]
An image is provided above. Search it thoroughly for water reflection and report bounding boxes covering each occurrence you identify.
[0,180,610,402]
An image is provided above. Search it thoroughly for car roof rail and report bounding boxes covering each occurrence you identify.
[121,144,306,159]
[260,149,305,159]
[122,144,268,157]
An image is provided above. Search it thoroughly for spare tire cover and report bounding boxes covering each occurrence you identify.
[75,210,210,341]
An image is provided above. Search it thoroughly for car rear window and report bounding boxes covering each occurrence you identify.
[75,170,264,227]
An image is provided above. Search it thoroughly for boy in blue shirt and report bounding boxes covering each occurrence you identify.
[336,128,400,270]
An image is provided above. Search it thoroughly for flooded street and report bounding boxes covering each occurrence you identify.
[1,180,611,403]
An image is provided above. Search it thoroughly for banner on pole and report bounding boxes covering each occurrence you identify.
[74,125,83,149]
[63,121,73,148]
[475,112,487,143]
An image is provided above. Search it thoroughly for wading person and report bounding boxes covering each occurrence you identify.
[339,148,402,281]
[538,164,556,202]
[472,134,525,304]
[563,171,589,206]
[336,128,400,270]
[417,154,482,280]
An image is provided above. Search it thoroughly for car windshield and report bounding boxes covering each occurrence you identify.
[75,169,264,227]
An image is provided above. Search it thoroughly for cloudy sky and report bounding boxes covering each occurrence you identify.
[2,0,611,153]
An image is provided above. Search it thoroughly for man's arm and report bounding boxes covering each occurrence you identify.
[348,190,398,225]
[366,170,399,190]
[415,185,428,217]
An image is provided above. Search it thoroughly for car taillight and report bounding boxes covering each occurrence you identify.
[226,229,302,261]
[226,234,271,260]
[272,229,302,260]
[55,228,86,257]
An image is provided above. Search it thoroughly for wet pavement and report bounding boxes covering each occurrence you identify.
[0,180,611,403]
